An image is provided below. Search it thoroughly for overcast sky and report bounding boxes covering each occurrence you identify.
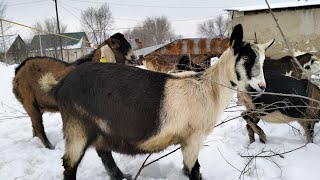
[6,0,298,40]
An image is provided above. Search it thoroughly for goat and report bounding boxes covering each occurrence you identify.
[12,33,135,149]
[239,71,320,144]
[264,53,317,79]
[39,24,274,180]
[176,54,212,72]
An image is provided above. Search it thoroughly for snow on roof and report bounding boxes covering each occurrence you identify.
[225,1,320,12]
[134,42,169,57]
[0,35,19,53]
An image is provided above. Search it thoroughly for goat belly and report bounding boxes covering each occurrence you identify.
[254,72,309,118]
[56,62,170,144]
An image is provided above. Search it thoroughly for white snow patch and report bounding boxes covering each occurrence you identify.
[1,63,320,180]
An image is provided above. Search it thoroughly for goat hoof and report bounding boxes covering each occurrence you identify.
[183,167,202,180]
[122,174,132,180]
[259,138,266,144]
[45,142,55,150]
[190,171,202,180]
[113,174,132,180]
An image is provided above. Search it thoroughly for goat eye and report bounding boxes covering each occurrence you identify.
[242,56,249,60]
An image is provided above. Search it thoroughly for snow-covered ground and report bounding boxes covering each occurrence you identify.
[1,62,320,180]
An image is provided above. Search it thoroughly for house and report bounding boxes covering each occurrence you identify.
[29,32,93,62]
[0,35,28,64]
[141,38,229,72]
[225,1,320,58]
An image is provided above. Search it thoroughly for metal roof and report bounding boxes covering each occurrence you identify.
[225,1,320,12]
[29,32,89,51]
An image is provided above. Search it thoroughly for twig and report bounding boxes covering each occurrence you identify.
[240,144,307,158]
[133,147,181,180]
[133,154,152,180]
[264,0,313,82]
[217,147,241,172]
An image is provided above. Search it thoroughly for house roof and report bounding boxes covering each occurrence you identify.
[138,38,228,57]
[134,42,169,57]
[29,32,89,51]
[225,1,320,12]
[0,35,20,53]
[128,39,141,50]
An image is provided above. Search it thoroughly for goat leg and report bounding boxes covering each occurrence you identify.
[246,124,255,143]
[183,159,202,180]
[96,150,131,180]
[23,99,54,149]
[242,112,267,143]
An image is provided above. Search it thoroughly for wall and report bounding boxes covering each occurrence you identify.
[228,7,320,58]
[29,47,94,63]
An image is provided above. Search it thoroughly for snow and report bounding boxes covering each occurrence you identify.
[1,62,320,180]
[134,43,169,57]
[226,0,320,12]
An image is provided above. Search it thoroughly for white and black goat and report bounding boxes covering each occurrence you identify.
[239,71,320,144]
[39,24,274,180]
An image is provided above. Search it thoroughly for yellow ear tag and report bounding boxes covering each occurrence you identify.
[228,40,236,48]
[100,57,107,63]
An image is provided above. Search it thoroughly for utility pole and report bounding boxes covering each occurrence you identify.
[54,0,64,61]
[38,34,43,56]
[0,20,7,65]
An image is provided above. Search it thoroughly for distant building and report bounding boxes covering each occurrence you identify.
[226,1,320,58]
[29,32,92,62]
[128,38,143,51]
[142,38,228,72]
[0,35,28,64]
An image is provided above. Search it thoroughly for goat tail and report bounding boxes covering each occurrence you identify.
[39,72,59,93]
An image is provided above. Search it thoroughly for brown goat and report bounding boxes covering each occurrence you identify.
[12,33,135,149]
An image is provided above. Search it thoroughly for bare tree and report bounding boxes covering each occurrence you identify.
[81,4,113,44]
[0,0,14,64]
[33,17,67,35]
[0,1,12,34]
[31,17,68,58]
[197,15,227,38]
[125,16,175,47]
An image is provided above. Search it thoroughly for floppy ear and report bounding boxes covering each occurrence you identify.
[261,39,275,50]
[91,42,98,49]
[229,24,243,51]
[110,39,120,49]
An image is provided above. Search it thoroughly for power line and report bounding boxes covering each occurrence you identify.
[0,18,91,44]
[57,2,142,31]
[57,2,82,21]
[7,0,49,6]
[67,0,228,9]
[60,1,227,22]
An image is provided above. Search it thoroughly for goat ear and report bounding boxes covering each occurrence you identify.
[110,39,120,49]
[261,39,275,50]
[92,42,98,49]
[229,24,243,49]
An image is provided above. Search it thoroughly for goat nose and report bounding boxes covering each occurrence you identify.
[258,82,266,91]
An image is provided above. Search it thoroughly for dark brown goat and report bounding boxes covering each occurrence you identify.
[12,33,135,149]
[264,53,317,79]
[238,53,319,144]
[174,54,215,72]
[239,72,320,144]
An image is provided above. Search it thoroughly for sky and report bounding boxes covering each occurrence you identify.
[5,0,299,41]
